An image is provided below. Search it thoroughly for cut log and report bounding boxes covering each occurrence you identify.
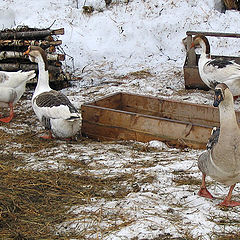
[0,28,64,40]
[0,51,65,61]
[0,62,61,73]
[0,39,62,48]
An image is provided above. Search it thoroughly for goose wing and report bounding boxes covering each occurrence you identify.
[33,90,79,120]
[206,127,220,150]
[203,59,240,86]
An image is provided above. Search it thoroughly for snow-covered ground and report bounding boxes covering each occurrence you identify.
[1,0,240,239]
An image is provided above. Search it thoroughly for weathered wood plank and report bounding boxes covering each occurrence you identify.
[92,92,122,109]
[120,93,220,126]
[186,31,240,38]
[81,104,212,149]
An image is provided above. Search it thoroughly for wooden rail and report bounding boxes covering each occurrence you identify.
[186,31,240,38]
[186,31,240,67]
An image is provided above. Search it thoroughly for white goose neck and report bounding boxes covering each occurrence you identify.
[34,56,51,95]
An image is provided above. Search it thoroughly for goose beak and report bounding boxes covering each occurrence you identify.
[213,90,224,107]
[23,47,30,56]
[190,42,195,49]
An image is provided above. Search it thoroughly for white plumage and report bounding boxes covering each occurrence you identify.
[24,46,81,139]
[0,70,36,122]
[191,34,240,97]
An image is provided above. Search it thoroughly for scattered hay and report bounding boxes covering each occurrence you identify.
[0,153,140,239]
[128,70,154,79]
[172,175,201,186]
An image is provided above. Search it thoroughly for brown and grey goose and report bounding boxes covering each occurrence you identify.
[24,46,80,139]
[198,83,240,207]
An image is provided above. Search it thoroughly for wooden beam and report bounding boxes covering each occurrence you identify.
[186,31,240,38]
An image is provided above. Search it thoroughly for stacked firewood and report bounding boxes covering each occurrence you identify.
[223,0,240,10]
[0,26,68,85]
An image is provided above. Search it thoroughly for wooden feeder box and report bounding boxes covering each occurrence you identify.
[81,92,240,149]
[183,31,240,90]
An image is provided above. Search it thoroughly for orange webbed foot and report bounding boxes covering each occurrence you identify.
[218,200,240,207]
[0,116,13,123]
[198,187,214,199]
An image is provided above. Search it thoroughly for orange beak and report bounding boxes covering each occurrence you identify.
[190,42,195,49]
[23,47,30,56]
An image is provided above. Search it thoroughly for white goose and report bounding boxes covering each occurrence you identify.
[24,46,81,139]
[0,70,36,122]
[198,83,240,207]
[191,35,240,98]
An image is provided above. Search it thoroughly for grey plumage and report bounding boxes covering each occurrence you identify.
[197,83,240,206]
[35,90,78,114]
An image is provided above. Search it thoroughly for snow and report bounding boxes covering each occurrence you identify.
[1,0,240,239]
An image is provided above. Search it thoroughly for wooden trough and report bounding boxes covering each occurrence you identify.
[183,31,240,90]
[81,92,240,149]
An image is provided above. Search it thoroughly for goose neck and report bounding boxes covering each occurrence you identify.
[35,59,51,93]
[219,100,239,130]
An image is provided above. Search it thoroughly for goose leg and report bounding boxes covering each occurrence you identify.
[40,130,53,139]
[0,102,14,123]
[198,174,214,199]
[218,184,240,207]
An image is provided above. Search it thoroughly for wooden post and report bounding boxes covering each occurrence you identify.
[186,35,197,67]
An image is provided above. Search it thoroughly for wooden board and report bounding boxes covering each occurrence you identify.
[81,92,239,149]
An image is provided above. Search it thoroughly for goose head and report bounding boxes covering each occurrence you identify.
[24,46,48,71]
[213,83,232,107]
[191,34,210,55]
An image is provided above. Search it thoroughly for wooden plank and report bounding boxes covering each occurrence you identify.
[89,92,122,109]
[186,31,240,38]
[186,35,197,67]
[81,103,213,149]
[120,93,220,126]
[82,122,210,149]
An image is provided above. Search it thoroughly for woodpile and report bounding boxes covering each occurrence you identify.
[223,0,240,10]
[0,26,69,86]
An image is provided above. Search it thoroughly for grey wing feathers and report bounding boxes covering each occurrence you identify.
[35,90,78,113]
[206,127,220,150]
[206,58,235,69]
